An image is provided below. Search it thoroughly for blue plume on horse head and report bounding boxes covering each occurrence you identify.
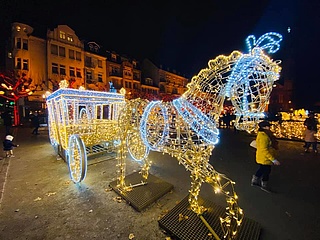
[246,32,283,54]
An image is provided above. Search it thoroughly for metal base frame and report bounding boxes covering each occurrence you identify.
[158,196,261,240]
[109,172,174,212]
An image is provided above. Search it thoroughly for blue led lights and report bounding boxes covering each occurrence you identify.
[140,101,170,151]
[224,32,282,130]
[172,98,219,145]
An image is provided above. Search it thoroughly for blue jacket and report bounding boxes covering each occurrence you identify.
[3,139,17,151]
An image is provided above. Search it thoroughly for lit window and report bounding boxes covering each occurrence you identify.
[67,35,73,42]
[7,52,12,58]
[69,67,75,77]
[60,65,66,75]
[132,61,137,68]
[52,63,59,74]
[60,31,66,39]
[16,26,21,32]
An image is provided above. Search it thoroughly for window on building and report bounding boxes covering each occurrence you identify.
[86,70,92,80]
[125,82,132,88]
[98,60,102,68]
[76,51,81,61]
[16,38,21,49]
[69,49,75,59]
[22,39,28,50]
[69,67,75,77]
[132,61,137,68]
[111,53,117,61]
[85,56,91,66]
[60,31,66,39]
[59,46,65,57]
[51,44,58,55]
[133,83,139,89]
[60,65,66,75]
[16,58,21,69]
[146,78,153,85]
[67,35,73,42]
[22,59,29,70]
[172,88,178,94]
[133,72,140,80]
[52,63,59,74]
[16,26,21,32]
[98,73,103,82]
[76,68,82,78]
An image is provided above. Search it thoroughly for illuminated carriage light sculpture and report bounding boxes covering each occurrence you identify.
[116,32,282,239]
[46,82,125,183]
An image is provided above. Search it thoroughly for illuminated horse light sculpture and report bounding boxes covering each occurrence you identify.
[116,32,282,239]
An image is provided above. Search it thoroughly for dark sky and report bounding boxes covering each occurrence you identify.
[0,0,319,108]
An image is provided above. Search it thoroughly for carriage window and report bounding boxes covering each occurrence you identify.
[79,106,88,120]
[96,105,102,119]
[103,105,110,119]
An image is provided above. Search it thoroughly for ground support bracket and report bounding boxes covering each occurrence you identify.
[109,172,174,212]
[158,196,261,240]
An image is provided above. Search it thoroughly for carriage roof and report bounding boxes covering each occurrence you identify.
[46,88,125,104]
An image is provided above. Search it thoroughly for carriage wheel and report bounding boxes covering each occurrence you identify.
[67,134,87,183]
[126,130,149,162]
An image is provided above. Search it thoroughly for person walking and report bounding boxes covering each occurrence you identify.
[31,112,40,135]
[304,127,317,153]
[3,135,19,157]
[251,120,280,193]
[303,112,318,153]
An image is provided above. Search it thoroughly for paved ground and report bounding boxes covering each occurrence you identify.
[0,126,319,240]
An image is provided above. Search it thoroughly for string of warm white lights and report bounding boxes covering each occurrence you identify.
[46,32,282,239]
[46,81,126,182]
[116,33,283,239]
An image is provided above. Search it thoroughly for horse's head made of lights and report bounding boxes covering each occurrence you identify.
[226,32,282,131]
[182,32,282,133]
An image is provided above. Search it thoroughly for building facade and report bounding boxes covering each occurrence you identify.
[3,22,190,123]
[141,59,188,99]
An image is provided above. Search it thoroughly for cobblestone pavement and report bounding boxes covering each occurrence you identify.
[0,126,319,240]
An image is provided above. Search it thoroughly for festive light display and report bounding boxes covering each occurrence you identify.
[116,32,282,239]
[226,32,282,131]
[270,120,320,141]
[46,82,126,183]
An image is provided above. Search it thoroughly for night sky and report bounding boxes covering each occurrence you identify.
[0,0,319,108]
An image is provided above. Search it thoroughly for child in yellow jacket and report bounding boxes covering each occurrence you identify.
[251,121,280,193]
